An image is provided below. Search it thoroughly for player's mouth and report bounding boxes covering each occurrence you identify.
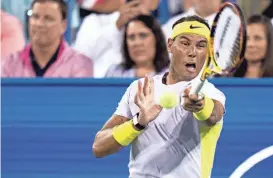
[185,63,196,73]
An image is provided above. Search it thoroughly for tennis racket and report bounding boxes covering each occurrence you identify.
[190,2,247,95]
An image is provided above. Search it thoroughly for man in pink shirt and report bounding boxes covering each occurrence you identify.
[1,10,25,59]
[2,0,93,78]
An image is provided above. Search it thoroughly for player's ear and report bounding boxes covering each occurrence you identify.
[167,38,174,53]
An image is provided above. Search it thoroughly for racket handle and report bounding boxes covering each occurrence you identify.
[189,78,205,95]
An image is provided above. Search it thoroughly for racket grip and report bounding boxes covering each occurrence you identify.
[189,79,205,95]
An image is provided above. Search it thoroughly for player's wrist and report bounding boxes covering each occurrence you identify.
[135,112,150,126]
[193,96,214,121]
[136,118,149,128]
[132,113,147,131]
[112,120,143,146]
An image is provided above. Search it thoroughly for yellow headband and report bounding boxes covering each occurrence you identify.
[171,21,210,40]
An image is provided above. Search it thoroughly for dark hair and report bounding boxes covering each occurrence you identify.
[31,0,67,20]
[172,15,210,30]
[122,15,170,73]
[233,14,273,77]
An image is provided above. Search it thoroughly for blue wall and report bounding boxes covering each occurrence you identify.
[2,78,273,178]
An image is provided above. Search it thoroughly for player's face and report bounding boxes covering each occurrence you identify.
[126,20,156,66]
[168,34,208,81]
[245,23,267,63]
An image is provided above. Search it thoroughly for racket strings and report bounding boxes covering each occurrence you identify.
[213,7,241,71]
[219,16,232,49]
[230,34,241,66]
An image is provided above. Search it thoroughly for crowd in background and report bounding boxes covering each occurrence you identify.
[1,0,273,78]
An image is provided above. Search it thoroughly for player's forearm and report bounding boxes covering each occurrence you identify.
[205,100,224,126]
[194,99,224,126]
[205,102,220,126]
[92,128,123,158]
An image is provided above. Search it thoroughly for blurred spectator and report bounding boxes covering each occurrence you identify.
[1,0,33,34]
[78,0,100,10]
[78,0,124,14]
[2,0,93,78]
[105,15,170,78]
[1,10,25,59]
[183,0,194,11]
[168,0,193,17]
[262,0,273,25]
[262,0,273,18]
[163,0,222,39]
[74,0,160,78]
[233,15,273,78]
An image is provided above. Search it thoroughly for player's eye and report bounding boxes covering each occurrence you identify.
[197,42,207,48]
[181,41,190,46]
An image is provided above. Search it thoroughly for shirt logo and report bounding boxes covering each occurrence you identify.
[190,25,203,29]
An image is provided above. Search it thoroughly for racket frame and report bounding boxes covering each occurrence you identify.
[190,2,247,95]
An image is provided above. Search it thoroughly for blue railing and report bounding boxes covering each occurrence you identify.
[2,78,273,178]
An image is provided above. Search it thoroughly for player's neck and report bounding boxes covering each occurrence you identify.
[166,71,187,84]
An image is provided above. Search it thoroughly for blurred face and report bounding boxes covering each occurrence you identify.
[168,34,208,81]
[182,0,194,11]
[245,23,267,63]
[139,0,160,11]
[192,0,221,16]
[126,20,156,66]
[29,2,66,46]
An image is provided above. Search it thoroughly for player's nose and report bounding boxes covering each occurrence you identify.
[188,46,197,58]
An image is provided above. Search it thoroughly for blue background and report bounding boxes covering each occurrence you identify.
[2,78,273,178]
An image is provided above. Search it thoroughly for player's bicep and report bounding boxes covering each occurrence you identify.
[101,114,130,130]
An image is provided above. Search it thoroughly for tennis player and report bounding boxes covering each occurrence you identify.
[92,15,225,178]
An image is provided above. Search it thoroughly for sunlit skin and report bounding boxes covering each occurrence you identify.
[167,33,208,83]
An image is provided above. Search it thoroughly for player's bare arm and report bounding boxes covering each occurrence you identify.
[92,115,129,158]
[205,100,224,126]
[182,87,224,126]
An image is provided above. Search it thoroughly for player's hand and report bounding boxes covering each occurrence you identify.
[134,77,162,126]
[182,87,204,113]
[116,0,149,29]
